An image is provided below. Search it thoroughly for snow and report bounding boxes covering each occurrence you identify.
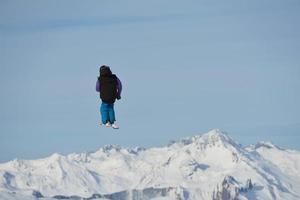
[0,129,300,200]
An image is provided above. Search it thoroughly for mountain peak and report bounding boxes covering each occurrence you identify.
[171,129,240,151]
[101,144,122,152]
[46,153,65,163]
[192,129,233,144]
[197,129,241,151]
[49,153,63,159]
[206,128,226,135]
[202,129,230,141]
[254,141,282,150]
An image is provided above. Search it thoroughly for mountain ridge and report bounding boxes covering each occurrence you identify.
[0,129,300,200]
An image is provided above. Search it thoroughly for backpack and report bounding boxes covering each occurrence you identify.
[98,68,118,104]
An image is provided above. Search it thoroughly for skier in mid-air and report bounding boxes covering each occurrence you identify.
[96,65,122,129]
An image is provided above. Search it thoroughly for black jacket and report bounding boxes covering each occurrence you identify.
[98,68,118,104]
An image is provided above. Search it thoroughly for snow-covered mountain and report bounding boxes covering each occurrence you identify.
[0,129,300,200]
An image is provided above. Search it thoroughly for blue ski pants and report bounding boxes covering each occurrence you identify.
[100,102,116,124]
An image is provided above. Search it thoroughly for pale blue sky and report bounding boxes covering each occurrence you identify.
[0,0,300,162]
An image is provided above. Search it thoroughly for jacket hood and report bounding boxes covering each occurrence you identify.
[100,66,112,77]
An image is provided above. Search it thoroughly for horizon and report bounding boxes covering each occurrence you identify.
[0,128,296,163]
[1,0,300,163]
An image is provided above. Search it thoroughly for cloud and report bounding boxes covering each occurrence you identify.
[0,14,185,34]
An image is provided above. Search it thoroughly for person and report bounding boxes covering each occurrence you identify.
[96,65,122,129]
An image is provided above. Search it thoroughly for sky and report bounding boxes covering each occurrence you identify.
[0,0,299,162]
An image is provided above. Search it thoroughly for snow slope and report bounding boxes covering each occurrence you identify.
[0,129,299,200]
